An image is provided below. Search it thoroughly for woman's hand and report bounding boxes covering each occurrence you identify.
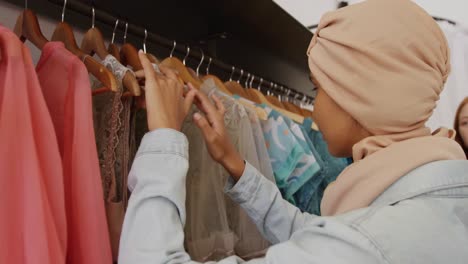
[136,50,196,131]
[191,89,245,181]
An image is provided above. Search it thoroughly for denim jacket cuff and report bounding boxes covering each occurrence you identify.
[225,161,261,204]
[136,128,189,160]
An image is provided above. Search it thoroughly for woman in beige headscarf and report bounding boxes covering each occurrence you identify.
[119,0,468,263]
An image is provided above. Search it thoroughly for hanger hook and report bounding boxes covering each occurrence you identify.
[183,45,190,65]
[169,41,176,57]
[196,48,205,76]
[143,29,148,53]
[206,57,212,75]
[258,78,263,90]
[111,19,119,44]
[124,22,129,44]
[267,82,273,96]
[293,93,298,103]
[249,75,255,88]
[229,66,235,81]
[91,6,95,28]
[244,73,251,88]
[25,0,27,9]
[236,69,244,83]
[61,0,67,22]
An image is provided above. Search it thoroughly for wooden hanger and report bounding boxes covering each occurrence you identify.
[202,75,233,95]
[282,101,301,114]
[81,10,140,96]
[199,57,232,95]
[224,67,249,98]
[14,9,48,50]
[266,95,286,108]
[247,86,272,105]
[253,82,308,126]
[51,2,118,92]
[120,43,142,70]
[118,22,143,73]
[160,43,202,89]
[108,43,120,61]
[52,22,118,93]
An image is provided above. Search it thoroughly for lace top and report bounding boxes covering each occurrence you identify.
[91,54,136,261]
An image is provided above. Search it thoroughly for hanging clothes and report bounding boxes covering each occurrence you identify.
[279,113,321,201]
[426,21,468,130]
[202,80,272,259]
[244,107,275,184]
[260,107,307,202]
[293,118,351,215]
[0,25,66,264]
[182,78,270,261]
[91,54,136,261]
[36,42,112,264]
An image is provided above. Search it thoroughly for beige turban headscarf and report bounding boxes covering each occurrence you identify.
[307,0,467,216]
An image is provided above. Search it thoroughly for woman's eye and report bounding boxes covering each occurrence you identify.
[461,121,468,126]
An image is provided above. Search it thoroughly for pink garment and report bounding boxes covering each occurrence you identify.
[36,41,112,264]
[307,0,467,216]
[0,26,66,263]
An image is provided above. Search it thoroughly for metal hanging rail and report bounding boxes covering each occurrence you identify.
[47,0,315,102]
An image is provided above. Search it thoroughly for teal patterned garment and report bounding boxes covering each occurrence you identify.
[269,111,321,201]
[293,118,352,215]
[260,111,304,202]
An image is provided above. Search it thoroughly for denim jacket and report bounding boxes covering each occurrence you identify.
[118,129,468,264]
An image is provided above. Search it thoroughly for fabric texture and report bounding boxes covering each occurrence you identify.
[181,79,270,261]
[0,25,66,264]
[277,112,321,202]
[426,22,468,130]
[244,107,275,184]
[260,110,305,202]
[36,42,112,264]
[307,0,467,216]
[294,118,350,215]
[91,56,135,261]
[118,128,468,264]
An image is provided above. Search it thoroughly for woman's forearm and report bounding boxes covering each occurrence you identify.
[118,129,192,264]
[225,162,318,244]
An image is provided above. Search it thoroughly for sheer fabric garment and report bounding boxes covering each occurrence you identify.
[91,54,135,261]
[0,25,66,264]
[182,79,270,261]
[36,42,112,264]
[244,107,275,184]
[182,105,235,261]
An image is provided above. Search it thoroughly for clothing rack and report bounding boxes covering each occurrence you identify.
[45,0,315,102]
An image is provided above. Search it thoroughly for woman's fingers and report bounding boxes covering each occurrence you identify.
[193,112,215,141]
[211,94,226,116]
[134,69,145,79]
[183,89,197,117]
[159,65,178,81]
[138,50,158,86]
[191,90,219,123]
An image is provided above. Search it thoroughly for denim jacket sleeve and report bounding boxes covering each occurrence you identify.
[118,129,385,264]
[224,162,317,244]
